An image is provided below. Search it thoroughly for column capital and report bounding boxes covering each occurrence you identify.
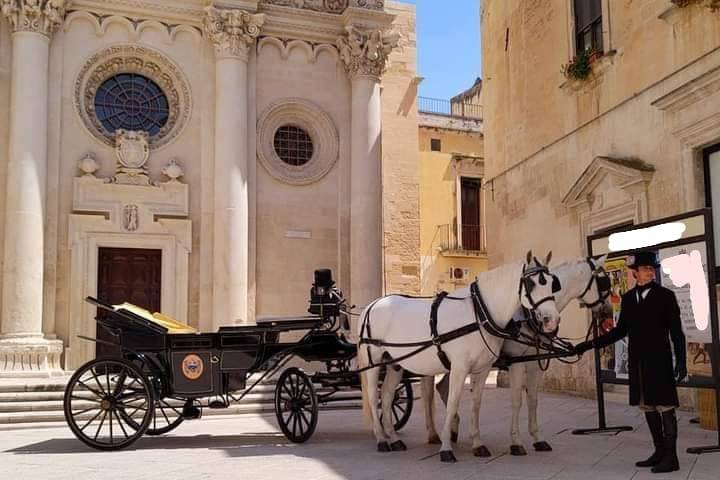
[336,24,400,80]
[1,0,70,37]
[203,6,265,61]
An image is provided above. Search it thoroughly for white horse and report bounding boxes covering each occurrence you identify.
[358,251,561,462]
[423,255,611,457]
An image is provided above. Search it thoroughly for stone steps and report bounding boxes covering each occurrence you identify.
[0,374,365,425]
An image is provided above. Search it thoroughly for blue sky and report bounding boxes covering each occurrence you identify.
[401,0,481,100]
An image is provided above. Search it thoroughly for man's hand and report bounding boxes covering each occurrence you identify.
[574,340,594,355]
[674,363,687,383]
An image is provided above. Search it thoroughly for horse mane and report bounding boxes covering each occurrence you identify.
[473,260,526,328]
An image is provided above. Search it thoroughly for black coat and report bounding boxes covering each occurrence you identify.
[593,281,686,406]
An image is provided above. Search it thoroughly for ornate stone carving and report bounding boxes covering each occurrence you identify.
[0,0,69,36]
[671,0,720,10]
[123,204,139,231]
[257,99,339,185]
[260,0,382,13]
[77,152,99,178]
[203,6,265,60]
[112,129,151,186]
[337,25,400,78]
[74,45,192,150]
[159,158,184,184]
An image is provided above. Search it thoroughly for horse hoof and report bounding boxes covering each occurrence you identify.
[390,440,407,451]
[473,445,492,457]
[533,441,552,452]
[451,431,459,443]
[440,450,457,463]
[510,445,527,456]
[377,441,391,452]
[428,434,441,445]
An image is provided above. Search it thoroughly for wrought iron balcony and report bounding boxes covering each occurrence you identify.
[436,224,487,255]
[418,97,483,120]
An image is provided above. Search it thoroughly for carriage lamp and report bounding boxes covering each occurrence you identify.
[308,268,342,318]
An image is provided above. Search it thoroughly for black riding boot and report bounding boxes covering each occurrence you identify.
[652,409,679,474]
[636,411,664,467]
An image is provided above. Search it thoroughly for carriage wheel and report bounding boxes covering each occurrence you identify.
[379,379,414,431]
[64,358,153,451]
[391,380,414,431]
[124,396,185,436]
[275,367,318,443]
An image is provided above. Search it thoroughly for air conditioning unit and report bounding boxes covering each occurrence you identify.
[449,267,471,282]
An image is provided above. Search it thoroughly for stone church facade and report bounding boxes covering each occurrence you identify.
[481,0,720,397]
[0,0,420,375]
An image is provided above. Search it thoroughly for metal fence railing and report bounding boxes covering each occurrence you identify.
[437,224,486,253]
[418,97,483,120]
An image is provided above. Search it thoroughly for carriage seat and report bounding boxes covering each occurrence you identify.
[113,302,198,334]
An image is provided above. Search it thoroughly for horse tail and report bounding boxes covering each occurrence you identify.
[358,344,372,425]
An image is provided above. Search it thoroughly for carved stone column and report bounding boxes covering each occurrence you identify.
[337,26,399,308]
[0,0,69,376]
[203,6,264,326]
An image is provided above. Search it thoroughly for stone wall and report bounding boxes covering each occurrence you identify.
[481,0,720,398]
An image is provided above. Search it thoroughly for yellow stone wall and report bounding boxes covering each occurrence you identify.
[381,2,421,296]
[418,125,487,295]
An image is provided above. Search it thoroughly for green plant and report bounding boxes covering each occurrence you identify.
[562,48,601,81]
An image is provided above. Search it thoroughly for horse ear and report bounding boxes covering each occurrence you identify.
[526,250,532,264]
[597,254,608,266]
[545,251,552,265]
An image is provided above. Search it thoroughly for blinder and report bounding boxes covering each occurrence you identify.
[551,274,561,294]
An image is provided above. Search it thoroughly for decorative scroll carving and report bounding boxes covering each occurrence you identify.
[112,129,151,186]
[203,6,265,60]
[336,25,400,78]
[260,0,383,13]
[0,0,69,36]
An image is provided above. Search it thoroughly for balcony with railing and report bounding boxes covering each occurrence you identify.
[418,96,483,120]
[436,224,487,255]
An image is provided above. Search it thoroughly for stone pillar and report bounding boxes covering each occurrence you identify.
[0,0,68,377]
[203,6,264,326]
[337,26,399,308]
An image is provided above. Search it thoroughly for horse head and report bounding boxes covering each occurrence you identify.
[520,250,561,333]
[576,254,612,313]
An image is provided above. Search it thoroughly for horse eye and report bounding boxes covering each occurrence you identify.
[539,273,547,286]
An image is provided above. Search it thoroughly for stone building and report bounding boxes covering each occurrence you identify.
[481,0,720,396]
[418,80,487,295]
[0,0,420,376]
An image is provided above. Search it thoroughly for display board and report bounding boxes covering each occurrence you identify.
[574,209,720,454]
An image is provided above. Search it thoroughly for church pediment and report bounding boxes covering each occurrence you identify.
[562,156,655,211]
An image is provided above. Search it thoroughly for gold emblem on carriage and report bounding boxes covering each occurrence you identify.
[181,354,204,380]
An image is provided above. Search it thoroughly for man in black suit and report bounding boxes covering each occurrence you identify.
[575,251,686,474]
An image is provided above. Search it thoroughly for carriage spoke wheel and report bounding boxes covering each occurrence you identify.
[379,379,414,431]
[275,367,318,443]
[64,358,153,451]
[125,396,185,436]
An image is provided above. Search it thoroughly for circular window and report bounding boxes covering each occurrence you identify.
[257,99,339,185]
[94,74,169,136]
[273,125,314,166]
[75,45,192,150]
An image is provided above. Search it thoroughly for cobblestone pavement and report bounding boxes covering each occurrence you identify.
[1,387,719,480]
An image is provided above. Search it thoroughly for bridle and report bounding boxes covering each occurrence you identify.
[577,258,612,309]
[517,260,559,311]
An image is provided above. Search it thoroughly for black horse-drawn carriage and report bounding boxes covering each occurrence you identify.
[63,270,414,450]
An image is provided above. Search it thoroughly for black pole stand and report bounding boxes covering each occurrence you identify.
[572,315,633,435]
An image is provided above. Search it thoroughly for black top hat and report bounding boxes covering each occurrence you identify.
[627,251,660,269]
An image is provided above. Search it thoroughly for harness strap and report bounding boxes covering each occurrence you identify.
[430,291,452,370]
